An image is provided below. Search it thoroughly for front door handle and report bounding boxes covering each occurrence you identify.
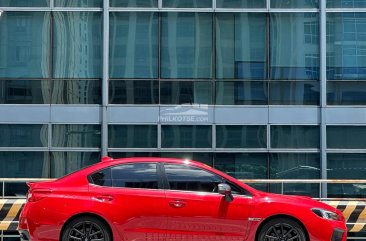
[169,200,186,208]
[94,194,113,202]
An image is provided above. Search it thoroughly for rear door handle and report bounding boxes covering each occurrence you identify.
[94,194,113,202]
[169,200,186,208]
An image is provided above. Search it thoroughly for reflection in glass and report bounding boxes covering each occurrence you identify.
[109,80,159,104]
[55,0,102,7]
[0,0,48,7]
[53,12,102,78]
[111,163,158,189]
[108,125,157,148]
[271,0,319,8]
[271,126,320,148]
[163,0,212,8]
[0,124,47,147]
[216,13,266,79]
[216,81,268,105]
[327,126,366,149]
[270,153,320,197]
[269,81,319,105]
[271,13,319,80]
[328,153,366,198]
[109,152,160,158]
[216,126,266,148]
[0,152,49,178]
[52,80,101,104]
[214,153,267,179]
[160,81,212,105]
[52,124,101,148]
[327,13,366,80]
[51,152,100,178]
[216,0,265,8]
[162,125,212,148]
[161,12,212,79]
[160,152,213,166]
[110,12,158,79]
[327,0,366,8]
[327,81,366,105]
[110,0,158,7]
[0,12,50,78]
[0,80,50,104]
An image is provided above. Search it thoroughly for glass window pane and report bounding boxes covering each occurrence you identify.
[160,152,213,166]
[161,125,212,148]
[51,80,101,104]
[327,13,366,80]
[109,152,160,158]
[216,81,268,105]
[0,12,50,78]
[271,126,320,149]
[216,0,265,8]
[110,12,158,79]
[0,124,47,147]
[52,124,101,148]
[164,164,222,192]
[111,163,158,189]
[270,153,320,197]
[270,13,319,80]
[0,152,49,178]
[160,81,212,105]
[161,12,212,79]
[327,153,366,198]
[327,81,366,105]
[51,152,100,178]
[327,0,366,8]
[53,12,102,78]
[216,126,266,148]
[214,153,267,179]
[110,0,158,7]
[90,168,112,186]
[109,80,159,104]
[108,125,157,148]
[327,126,366,149]
[55,0,102,7]
[0,80,50,104]
[271,0,319,8]
[0,0,48,7]
[269,81,320,105]
[163,0,212,8]
[216,13,266,79]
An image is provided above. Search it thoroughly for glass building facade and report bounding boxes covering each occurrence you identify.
[1,1,366,236]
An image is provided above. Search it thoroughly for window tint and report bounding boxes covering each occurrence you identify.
[90,168,112,187]
[164,164,222,193]
[90,163,159,189]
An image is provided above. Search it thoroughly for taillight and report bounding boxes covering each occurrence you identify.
[27,188,51,202]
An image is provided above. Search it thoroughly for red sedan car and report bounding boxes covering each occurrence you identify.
[18,157,347,241]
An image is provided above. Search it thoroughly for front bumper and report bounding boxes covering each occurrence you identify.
[332,228,346,241]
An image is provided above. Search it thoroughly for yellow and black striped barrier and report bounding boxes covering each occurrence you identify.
[0,199,25,231]
[0,199,365,234]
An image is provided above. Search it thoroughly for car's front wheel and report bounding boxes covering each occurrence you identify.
[257,218,307,241]
[61,216,111,241]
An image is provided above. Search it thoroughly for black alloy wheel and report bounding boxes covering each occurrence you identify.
[258,218,307,241]
[62,216,111,241]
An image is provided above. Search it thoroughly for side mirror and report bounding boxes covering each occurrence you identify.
[218,183,234,202]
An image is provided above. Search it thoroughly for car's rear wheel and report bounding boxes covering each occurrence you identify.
[257,218,306,241]
[61,216,111,241]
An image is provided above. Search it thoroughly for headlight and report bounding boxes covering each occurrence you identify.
[312,208,341,221]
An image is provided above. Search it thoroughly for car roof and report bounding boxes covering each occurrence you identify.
[102,157,210,168]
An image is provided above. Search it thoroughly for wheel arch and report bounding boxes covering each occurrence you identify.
[59,212,114,241]
[255,214,309,241]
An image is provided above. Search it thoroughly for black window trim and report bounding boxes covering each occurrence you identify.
[161,162,252,197]
[88,162,164,190]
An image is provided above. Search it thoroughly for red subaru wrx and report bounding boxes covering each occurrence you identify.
[18,157,347,241]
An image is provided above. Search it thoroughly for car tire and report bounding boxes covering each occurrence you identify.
[257,217,307,241]
[61,216,111,241]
